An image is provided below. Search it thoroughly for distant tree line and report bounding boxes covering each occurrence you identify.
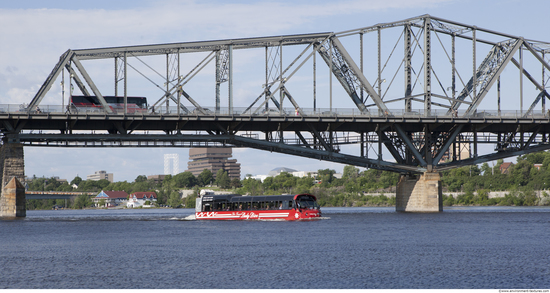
[26,151,550,210]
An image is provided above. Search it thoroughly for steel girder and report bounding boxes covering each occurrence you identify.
[15,15,550,175]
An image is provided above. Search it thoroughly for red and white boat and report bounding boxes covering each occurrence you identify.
[195,193,321,220]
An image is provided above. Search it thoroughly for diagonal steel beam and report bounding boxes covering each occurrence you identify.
[379,131,405,164]
[432,124,465,164]
[307,124,332,152]
[462,40,522,116]
[229,135,424,173]
[71,57,113,114]
[150,51,215,110]
[436,142,550,171]
[281,88,304,115]
[448,40,520,114]
[523,41,550,73]
[319,37,389,113]
[394,124,427,167]
[250,37,330,115]
[523,91,548,117]
[64,64,90,96]
[522,125,541,150]
[295,131,311,148]
[510,57,550,99]
[180,89,206,114]
[28,50,74,111]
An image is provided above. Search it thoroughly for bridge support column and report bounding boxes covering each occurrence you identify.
[396,172,442,212]
[0,143,26,217]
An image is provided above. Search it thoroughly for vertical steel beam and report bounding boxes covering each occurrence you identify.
[229,44,233,114]
[216,50,221,113]
[378,27,382,99]
[279,42,283,114]
[177,50,181,116]
[360,32,364,103]
[166,54,170,113]
[423,18,432,115]
[520,43,524,114]
[472,28,477,104]
[452,140,457,162]
[124,52,127,114]
[61,65,65,111]
[377,125,382,161]
[360,132,365,158]
[544,52,546,114]
[313,47,316,111]
[404,25,412,112]
[114,57,118,97]
[329,39,333,112]
[473,125,478,158]
[451,34,456,104]
[424,125,433,171]
[265,46,269,111]
[498,76,501,115]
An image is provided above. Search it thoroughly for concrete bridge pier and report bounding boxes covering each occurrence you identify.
[0,143,26,217]
[396,172,442,212]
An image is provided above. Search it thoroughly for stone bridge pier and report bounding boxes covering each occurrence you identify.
[0,143,26,217]
[396,172,442,212]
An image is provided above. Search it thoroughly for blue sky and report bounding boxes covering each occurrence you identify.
[1,0,548,182]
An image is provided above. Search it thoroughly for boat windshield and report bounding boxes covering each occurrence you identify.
[297,197,320,209]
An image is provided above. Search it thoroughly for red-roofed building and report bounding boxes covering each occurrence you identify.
[127,192,157,208]
[93,190,129,207]
[500,162,513,174]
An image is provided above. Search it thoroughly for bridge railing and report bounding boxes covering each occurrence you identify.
[2,104,549,119]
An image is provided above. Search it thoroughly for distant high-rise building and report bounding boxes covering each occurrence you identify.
[186,148,241,180]
[87,170,113,183]
[164,154,179,175]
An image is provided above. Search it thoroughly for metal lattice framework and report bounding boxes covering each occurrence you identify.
[3,14,550,174]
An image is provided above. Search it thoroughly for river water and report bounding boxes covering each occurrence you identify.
[1,207,549,289]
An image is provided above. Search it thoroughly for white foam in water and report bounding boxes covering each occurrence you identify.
[183,214,196,220]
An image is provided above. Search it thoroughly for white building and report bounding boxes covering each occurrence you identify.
[87,170,113,183]
[246,167,328,182]
[127,192,158,208]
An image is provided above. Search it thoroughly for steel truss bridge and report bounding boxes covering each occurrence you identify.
[2,14,550,174]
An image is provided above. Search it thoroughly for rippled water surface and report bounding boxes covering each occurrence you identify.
[1,207,550,289]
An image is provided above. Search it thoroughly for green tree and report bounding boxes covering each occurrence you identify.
[70,176,83,186]
[97,179,111,190]
[215,169,230,189]
[167,191,183,208]
[318,168,336,187]
[240,177,262,195]
[135,175,147,182]
[230,178,242,189]
[184,194,196,208]
[172,171,198,188]
[198,169,213,187]
[481,162,491,176]
[74,193,92,209]
[343,165,360,179]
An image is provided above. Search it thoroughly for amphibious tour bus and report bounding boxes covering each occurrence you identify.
[195,193,321,220]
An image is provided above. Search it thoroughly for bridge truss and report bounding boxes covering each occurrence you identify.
[3,14,550,174]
